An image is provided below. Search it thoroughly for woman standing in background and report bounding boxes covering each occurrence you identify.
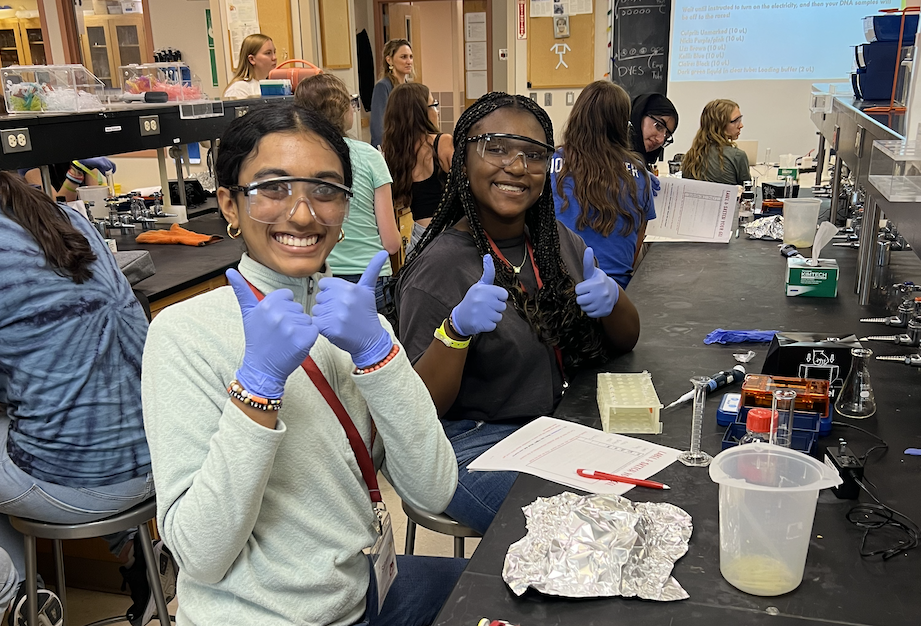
[370,39,413,147]
[630,93,679,172]
[681,98,750,186]
[382,83,453,253]
[552,81,656,289]
[223,34,277,99]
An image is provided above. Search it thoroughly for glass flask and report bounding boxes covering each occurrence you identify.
[835,348,876,419]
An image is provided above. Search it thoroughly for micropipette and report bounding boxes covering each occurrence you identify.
[664,365,747,410]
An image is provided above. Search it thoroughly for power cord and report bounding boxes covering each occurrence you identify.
[832,421,920,559]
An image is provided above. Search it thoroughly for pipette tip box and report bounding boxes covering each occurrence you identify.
[596,371,662,434]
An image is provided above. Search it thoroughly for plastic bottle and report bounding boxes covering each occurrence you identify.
[739,407,775,444]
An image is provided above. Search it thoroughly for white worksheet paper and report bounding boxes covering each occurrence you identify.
[644,177,737,243]
[467,416,682,495]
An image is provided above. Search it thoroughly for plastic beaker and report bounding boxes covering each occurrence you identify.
[782,198,822,248]
[708,444,841,596]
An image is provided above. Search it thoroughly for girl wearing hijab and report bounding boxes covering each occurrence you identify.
[629,93,679,171]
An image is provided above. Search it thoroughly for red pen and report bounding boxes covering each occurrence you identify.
[576,468,671,490]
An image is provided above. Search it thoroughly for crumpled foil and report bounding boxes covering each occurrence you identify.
[744,215,784,240]
[502,492,692,601]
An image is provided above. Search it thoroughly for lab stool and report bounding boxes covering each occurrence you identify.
[401,501,481,559]
[8,497,172,626]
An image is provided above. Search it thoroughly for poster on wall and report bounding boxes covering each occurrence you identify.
[226,0,261,69]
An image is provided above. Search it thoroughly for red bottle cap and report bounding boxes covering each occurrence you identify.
[746,407,776,434]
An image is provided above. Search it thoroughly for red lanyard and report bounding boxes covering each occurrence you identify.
[481,232,566,384]
[245,281,381,503]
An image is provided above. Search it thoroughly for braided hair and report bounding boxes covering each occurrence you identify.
[394,91,607,370]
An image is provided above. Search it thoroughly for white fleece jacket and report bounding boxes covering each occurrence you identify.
[141,254,457,626]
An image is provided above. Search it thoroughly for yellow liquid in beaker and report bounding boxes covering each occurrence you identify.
[721,555,801,596]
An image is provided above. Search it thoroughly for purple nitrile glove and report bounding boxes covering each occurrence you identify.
[227,269,318,399]
[575,247,620,318]
[650,173,661,197]
[79,157,116,174]
[313,250,393,368]
[450,255,508,337]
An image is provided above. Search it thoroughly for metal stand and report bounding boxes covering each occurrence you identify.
[169,145,187,208]
[815,132,826,186]
[39,164,54,198]
[856,194,882,305]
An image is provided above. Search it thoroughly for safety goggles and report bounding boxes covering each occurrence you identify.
[729,115,743,126]
[350,94,360,110]
[227,176,352,225]
[467,133,555,172]
[648,115,674,147]
[428,99,440,111]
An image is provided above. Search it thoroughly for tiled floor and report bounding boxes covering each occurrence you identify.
[34,476,478,624]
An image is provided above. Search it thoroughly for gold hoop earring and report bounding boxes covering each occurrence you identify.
[227,224,242,239]
[337,229,346,242]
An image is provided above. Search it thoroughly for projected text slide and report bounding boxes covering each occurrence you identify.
[670,0,897,81]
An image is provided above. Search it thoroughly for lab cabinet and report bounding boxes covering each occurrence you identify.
[81,14,149,88]
[0,18,47,67]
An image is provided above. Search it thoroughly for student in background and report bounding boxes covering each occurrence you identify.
[370,39,413,148]
[395,92,640,534]
[0,171,154,625]
[295,73,401,311]
[20,157,116,201]
[382,82,453,254]
[142,103,462,625]
[630,92,679,172]
[223,34,277,99]
[681,98,750,186]
[552,81,657,289]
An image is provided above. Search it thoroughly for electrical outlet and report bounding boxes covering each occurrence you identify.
[544,93,552,106]
[139,115,160,136]
[566,92,574,106]
[529,92,537,101]
[1,128,31,154]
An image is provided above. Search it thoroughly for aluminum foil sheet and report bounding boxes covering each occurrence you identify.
[744,215,784,240]
[502,492,691,601]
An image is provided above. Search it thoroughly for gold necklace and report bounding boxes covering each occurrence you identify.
[509,244,529,274]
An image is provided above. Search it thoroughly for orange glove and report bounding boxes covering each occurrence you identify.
[135,223,222,246]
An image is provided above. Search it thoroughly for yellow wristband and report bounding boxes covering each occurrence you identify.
[434,320,471,350]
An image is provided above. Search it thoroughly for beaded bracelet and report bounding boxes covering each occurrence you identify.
[227,379,283,411]
[354,344,400,375]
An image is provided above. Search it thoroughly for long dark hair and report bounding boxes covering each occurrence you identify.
[216,102,352,191]
[394,92,607,370]
[382,82,440,208]
[557,81,645,238]
[0,172,96,283]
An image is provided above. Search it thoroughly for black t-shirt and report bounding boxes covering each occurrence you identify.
[396,223,588,423]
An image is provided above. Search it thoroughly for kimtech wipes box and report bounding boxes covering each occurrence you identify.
[786,257,839,297]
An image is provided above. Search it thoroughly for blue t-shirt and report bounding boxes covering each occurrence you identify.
[551,148,656,288]
[0,204,151,487]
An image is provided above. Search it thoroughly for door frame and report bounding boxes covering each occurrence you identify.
[372,0,492,97]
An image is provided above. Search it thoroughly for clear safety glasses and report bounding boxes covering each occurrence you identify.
[227,177,352,225]
[648,115,674,147]
[468,133,555,172]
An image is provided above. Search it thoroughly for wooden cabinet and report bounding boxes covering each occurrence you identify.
[0,17,47,67]
[81,14,149,88]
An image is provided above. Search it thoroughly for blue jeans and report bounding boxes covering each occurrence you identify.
[336,274,393,313]
[356,555,466,626]
[0,416,154,598]
[440,419,522,534]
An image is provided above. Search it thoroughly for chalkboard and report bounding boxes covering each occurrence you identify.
[611,0,670,97]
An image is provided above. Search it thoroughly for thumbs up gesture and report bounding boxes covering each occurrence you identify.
[313,250,394,368]
[450,255,509,337]
[575,247,620,318]
[227,268,318,399]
